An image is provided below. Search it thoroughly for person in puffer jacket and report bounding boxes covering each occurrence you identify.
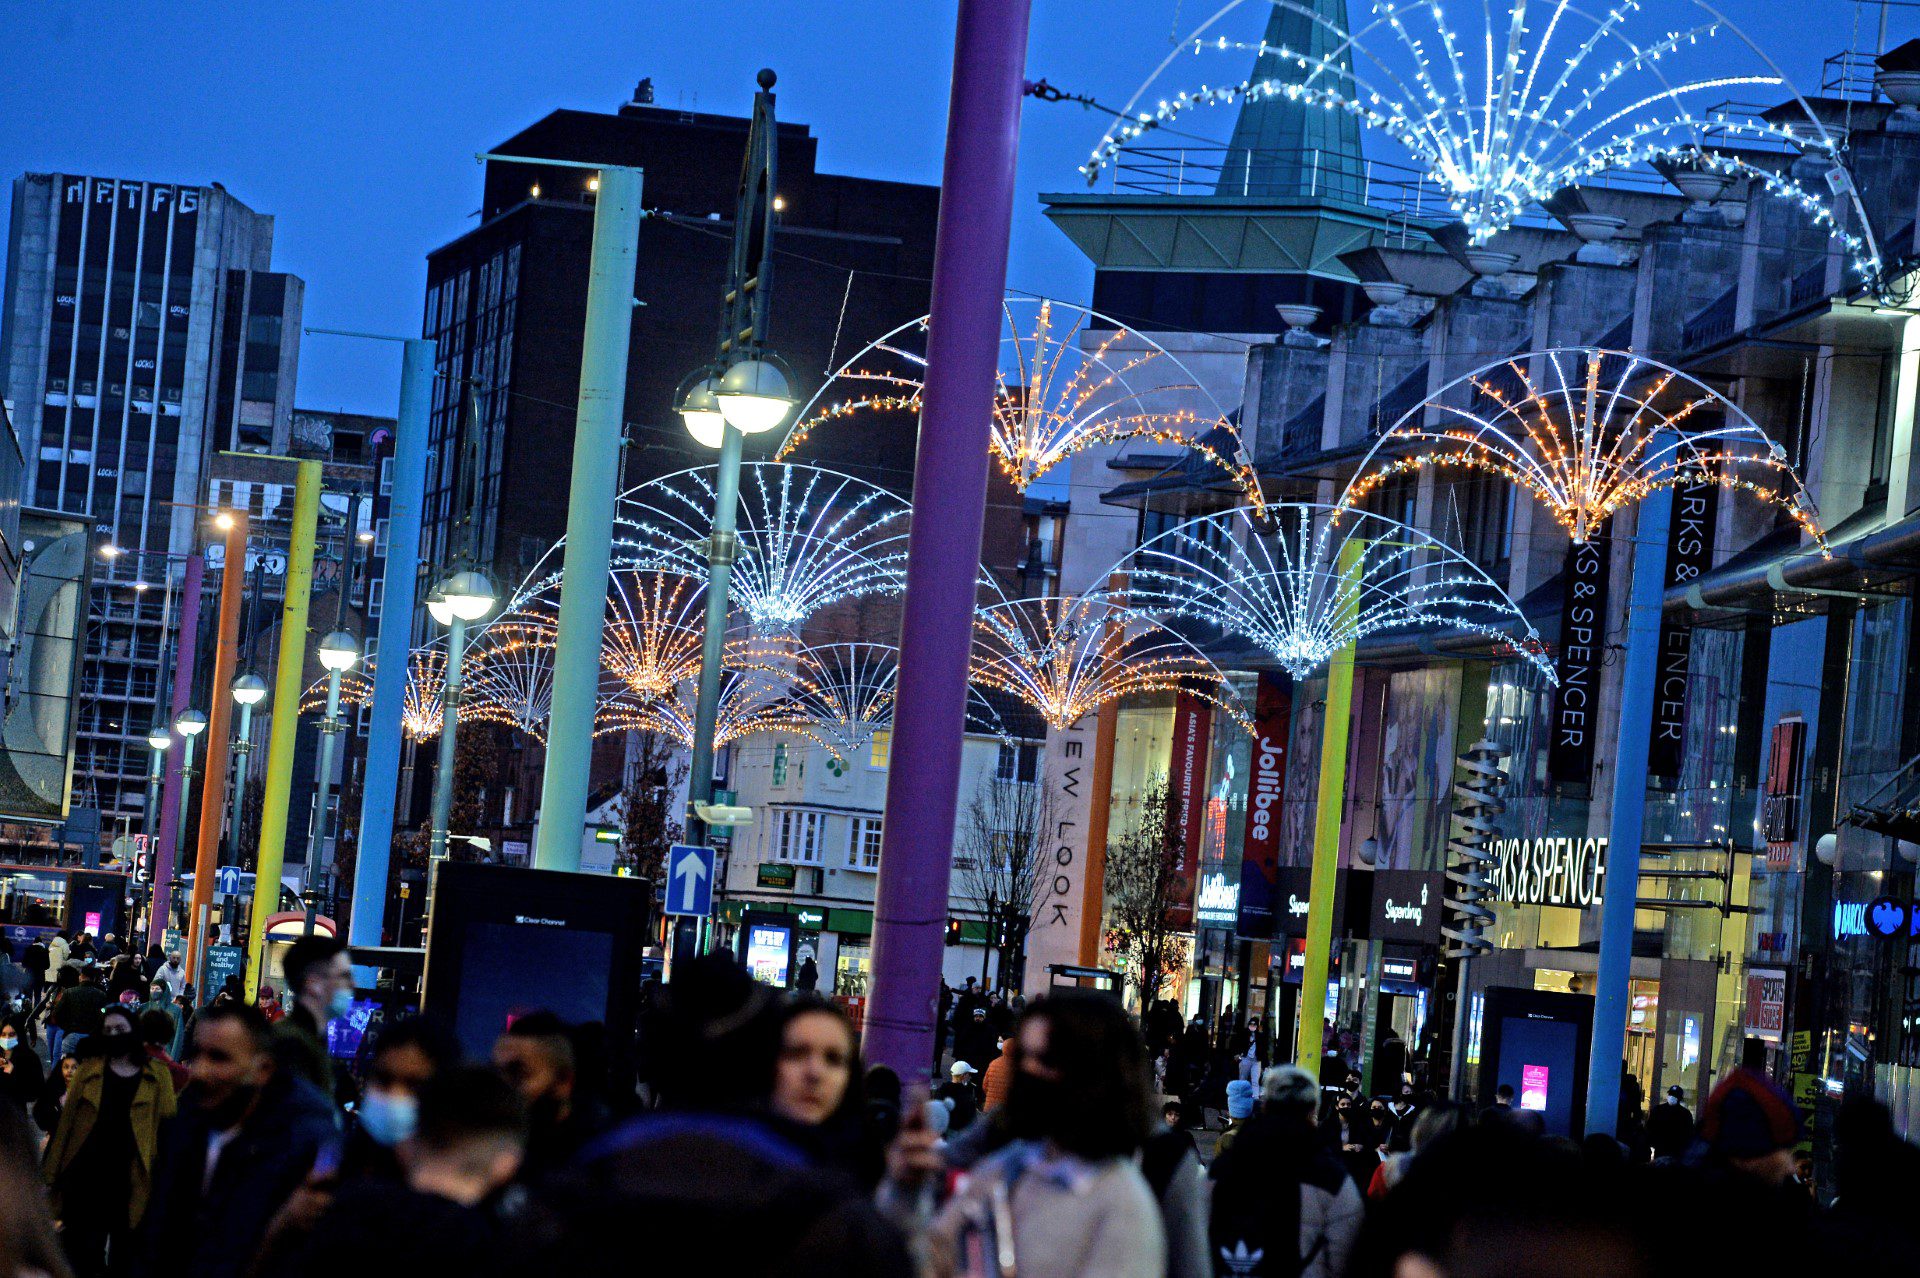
[1208,1064,1363,1278]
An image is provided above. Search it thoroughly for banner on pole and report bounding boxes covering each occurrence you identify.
[1648,474,1719,780]
[1236,673,1291,939]
[1548,526,1610,789]
[1165,692,1213,931]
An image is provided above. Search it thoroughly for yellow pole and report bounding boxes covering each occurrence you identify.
[1294,538,1365,1071]
[244,461,322,999]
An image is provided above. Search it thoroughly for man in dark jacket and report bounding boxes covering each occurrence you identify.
[272,935,352,1100]
[556,955,910,1275]
[139,1002,337,1278]
[1209,1065,1361,1278]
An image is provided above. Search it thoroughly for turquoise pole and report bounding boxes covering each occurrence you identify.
[685,423,744,846]
[533,165,645,872]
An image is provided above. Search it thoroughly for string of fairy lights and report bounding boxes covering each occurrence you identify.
[1337,348,1831,550]
[777,297,1268,512]
[1080,0,1883,281]
[1114,504,1559,684]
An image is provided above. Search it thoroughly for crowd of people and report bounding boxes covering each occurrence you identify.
[4,932,1920,1276]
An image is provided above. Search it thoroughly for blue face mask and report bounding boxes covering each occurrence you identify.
[357,1089,418,1148]
[327,988,355,1021]
[0,1037,16,1052]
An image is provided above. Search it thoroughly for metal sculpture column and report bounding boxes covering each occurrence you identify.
[1295,538,1363,1070]
[533,163,645,872]
[1585,477,1674,1135]
[352,337,434,945]
[863,0,1033,1075]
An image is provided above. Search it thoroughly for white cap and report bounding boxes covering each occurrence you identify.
[949,1060,978,1077]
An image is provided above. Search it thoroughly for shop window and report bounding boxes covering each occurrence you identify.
[869,730,891,770]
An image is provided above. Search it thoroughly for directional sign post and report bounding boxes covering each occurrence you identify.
[664,844,715,918]
[216,865,242,897]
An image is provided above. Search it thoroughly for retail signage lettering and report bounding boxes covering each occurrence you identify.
[1195,871,1240,924]
[1370,869,1444,942]
[1165,693,1212,930]
[1648,474,1719,780]
[1548,526,1610,789]
[1236,673,1291,939]
[1489,836,1608,907]
[1763,718,1808,869]
[1743,967,1787,1042]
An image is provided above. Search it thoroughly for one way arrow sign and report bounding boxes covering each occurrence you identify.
[663,844,715,918]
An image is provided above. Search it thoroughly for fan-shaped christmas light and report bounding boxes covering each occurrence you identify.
[601,570,708,703]
[1115,504,1556,682]
[786,641,900,761]
[970,590,1250,733]
[599,636,825,750]
[608,464,911,634]
[460,615,562,743]
[304,642,453,743]
[780,297,1264,508]
[1085,0,1878,273]
[1340,348,1826,549]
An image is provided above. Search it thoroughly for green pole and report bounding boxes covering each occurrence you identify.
[243,459,322,998]
[685,424,743,847]
[1294,538,1365,1071]
[533,165,645,872]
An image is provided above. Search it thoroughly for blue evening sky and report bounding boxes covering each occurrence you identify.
[0,1,1893,415]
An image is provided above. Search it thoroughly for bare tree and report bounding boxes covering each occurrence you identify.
[615,730,688,885]
[958,771,1056,992]
[1103,778,1191,1012]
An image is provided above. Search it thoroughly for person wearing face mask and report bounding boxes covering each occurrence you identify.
[271,936,354,1103]
[896,991,1166,1278]
[42,1005,177,1276]
[153,952,187,1004]
[290,1067,549,1278]
[0,1015,44,1112]
[139,1002,337,1278]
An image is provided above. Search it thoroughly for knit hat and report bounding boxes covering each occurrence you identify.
[1699,1068,1801,1158]
[925,1098,952,1137]
[1226,1079,1255,1120]
[1260,1063,1319,1111]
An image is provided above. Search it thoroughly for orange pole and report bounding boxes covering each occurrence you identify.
[1076,697,1119,966]
[185,513,247,984]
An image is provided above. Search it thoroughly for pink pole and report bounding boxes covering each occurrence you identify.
[862,0,1032,1077]
[152,550,203,930]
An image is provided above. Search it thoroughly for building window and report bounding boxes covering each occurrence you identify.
[379,457,393,496]
[772,741,788,787]
[368,578,384,619]
[773,809,824,865]
[869,729,891,770]
[374,518,390,557]
[849,817,883,871]
[996,741,1041,783]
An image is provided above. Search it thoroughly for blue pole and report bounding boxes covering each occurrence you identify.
[1584,459,1672,1137]
[350,337,435,949]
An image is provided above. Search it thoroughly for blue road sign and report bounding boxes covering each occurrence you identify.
[216,865,242,897]
[663,844,715,918]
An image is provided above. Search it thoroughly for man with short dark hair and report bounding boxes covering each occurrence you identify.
[291,1067,537,1278]
[492,1011,600,1176]
[140,1002,338,1278]
[273,935,352,1098]
[1208,1064,1362,1278]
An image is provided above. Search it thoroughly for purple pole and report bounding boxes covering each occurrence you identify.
[152,550,204,930]
[863,0,1032,1078]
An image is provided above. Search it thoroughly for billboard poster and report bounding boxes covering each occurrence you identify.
[1548,525,1610,789]
[1165,692,1213,931]
[1744,966,1787,1043]
[1369,668,1456,942]
[1649,475,1720,780]
[1236,673,1291,939]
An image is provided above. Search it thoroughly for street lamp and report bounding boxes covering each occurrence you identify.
[229,675,268,869]
[172,710,208,903]
[714,357,794,434]
[142,730,171,866]
[678,377,727,450]
[426,572,495,884]
[304,631,359,933]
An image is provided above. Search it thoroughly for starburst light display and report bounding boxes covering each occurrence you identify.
[1085,0,1878,271]
[303,642,452,743]
[1339,348,1827,548]
[786,641,900,761]
[608,464,911,634]
[779,297,1264,508]
[598,636,825,750]
[969,590,1251,733]
[1114,504,1556,682]
[459,614,562,744]
[600,570,708,703]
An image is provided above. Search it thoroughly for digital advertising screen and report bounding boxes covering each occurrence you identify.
[745,923,792,987]
[1477,986,1594,1137]
[424,863,652,1073]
